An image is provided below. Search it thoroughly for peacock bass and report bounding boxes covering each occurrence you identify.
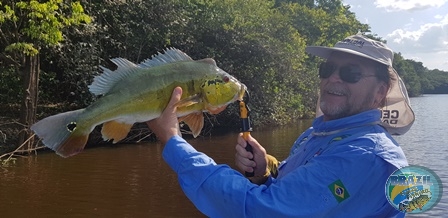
[31,48,247,157]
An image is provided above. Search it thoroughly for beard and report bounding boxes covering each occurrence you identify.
[320,99,350,120]
[320,91,376,120]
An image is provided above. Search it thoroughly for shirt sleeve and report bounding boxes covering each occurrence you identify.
[162,135,399,217]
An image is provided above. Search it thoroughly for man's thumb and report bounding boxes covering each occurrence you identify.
[168,87,183,110]
[246,134,262,150]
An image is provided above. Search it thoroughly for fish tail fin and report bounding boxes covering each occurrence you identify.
[31,109,89,157]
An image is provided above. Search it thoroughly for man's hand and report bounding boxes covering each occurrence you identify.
[235,133,268,178]
[147,87,183,144]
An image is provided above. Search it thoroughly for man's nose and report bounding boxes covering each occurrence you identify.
[327,68,343,83]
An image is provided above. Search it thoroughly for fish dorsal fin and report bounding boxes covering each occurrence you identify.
[89,48,192,96]
[179,112,204,138]
[89,58,140,96]
[197,58,217,66]
[138,48,192,68]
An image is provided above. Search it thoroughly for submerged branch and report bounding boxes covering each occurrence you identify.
[0,134,45,165]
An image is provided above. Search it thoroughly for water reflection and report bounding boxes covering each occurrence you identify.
[0,121,312,217]
[0,144,202,217]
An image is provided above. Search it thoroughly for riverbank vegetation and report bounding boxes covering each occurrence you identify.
[1,0,448,156]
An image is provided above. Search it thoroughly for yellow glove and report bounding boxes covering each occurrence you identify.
[266,154,279,178]
[248,154,279,185]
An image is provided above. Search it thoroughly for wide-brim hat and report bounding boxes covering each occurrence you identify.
[307,34,415,135]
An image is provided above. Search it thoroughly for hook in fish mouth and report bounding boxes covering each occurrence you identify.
[237,84,248,102]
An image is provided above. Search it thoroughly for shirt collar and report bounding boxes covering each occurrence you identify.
[312,109,381,134]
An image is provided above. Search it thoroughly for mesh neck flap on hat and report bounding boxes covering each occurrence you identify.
[379,69,415,135]
[314,69,415,135]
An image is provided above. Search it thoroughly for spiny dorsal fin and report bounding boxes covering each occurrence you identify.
[89,58,140,96]
[89,48,192,96]
[138,48,192,68]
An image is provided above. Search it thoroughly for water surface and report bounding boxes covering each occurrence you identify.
[1,95,446,217]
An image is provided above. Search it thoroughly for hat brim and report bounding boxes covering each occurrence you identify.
[306,46,390,66]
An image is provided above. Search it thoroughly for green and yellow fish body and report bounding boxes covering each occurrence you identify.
[31,48,246,157]
[398,194,431,212]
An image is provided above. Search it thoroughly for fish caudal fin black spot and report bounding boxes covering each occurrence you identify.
[101,121,133,143]
[30,109,87,157]
[179,112,204,138]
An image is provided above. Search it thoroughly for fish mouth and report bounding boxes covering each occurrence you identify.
[236,83,247,101]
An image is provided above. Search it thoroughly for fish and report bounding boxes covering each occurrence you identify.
[31,48,247,157]
[398,194,431,212]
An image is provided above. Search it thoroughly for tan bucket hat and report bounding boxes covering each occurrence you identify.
[306,34,415,135]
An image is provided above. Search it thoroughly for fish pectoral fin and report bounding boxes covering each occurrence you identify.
[179,112,204,138]
[174,94,202,108]
[101,121,133,143]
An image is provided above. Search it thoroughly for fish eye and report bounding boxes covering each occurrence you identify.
[223,76,229,83]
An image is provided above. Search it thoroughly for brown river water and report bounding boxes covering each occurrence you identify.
[0,121,311,217]
[1,94,447,217]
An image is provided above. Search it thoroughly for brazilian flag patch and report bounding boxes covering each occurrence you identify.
[328,179,350,203]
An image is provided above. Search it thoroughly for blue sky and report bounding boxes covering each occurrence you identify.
[343,0,448,71]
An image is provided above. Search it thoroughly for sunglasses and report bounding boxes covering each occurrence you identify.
[319,62,376,83]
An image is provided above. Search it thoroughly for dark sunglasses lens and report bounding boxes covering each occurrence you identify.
[339,66,362,83]
[318,63,334,79]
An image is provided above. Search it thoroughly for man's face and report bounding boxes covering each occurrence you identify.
[319,52,387,121]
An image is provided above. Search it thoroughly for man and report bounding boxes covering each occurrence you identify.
[147,34,414,217]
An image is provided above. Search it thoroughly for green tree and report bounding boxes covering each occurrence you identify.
[180,0,312,125]
[393,53,421,97]
[275,0,369,46]
[0,0,90,150]
[424,69,448,93]
[408,60,431,93]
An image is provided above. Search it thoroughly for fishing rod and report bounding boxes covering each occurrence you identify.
[238,91,254,177]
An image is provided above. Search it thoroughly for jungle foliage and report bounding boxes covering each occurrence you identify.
[0,0,91,151]
[1,0,447,150]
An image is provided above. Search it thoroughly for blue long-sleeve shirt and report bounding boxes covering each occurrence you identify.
[162,109,408,217]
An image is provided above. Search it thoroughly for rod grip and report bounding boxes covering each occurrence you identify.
[239,101,254,177]
[244,142,254,177]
